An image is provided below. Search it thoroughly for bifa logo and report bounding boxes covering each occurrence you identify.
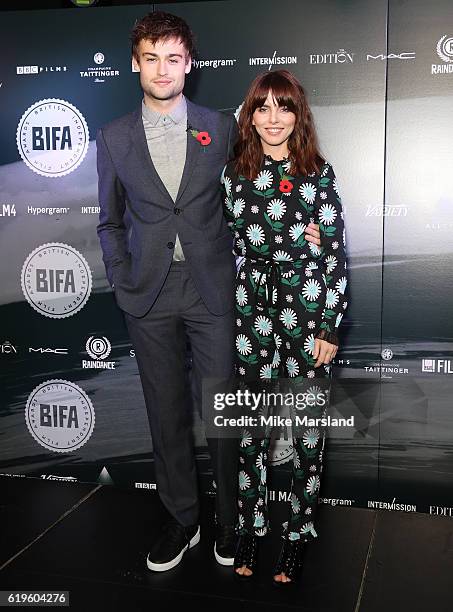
[21,243,92,318]
[25,379,95,452]
[16,99,89,177]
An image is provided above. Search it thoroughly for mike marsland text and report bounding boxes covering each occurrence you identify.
[213,415,355,427]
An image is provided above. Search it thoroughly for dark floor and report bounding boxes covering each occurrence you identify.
[0,476,452,612]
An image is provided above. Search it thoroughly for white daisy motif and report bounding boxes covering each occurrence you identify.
[251,269,267,285]
[280,308,297,329]
[289,532,301,541]
[240,430,252,447]
[240,271,246,280]
[291,494,301,514]
[332,241,339,250]
[254,315,273,336]
[236,238,246,254]
[285,295,293,303]
[289,222,306,241]
[273,250,292,262]
[286,357,300,377]
[307,370,315,378]
[302,278,321,302]
[253,511,265,528]
[325,255,338,273]
[299,183,317,204]
[236,334,252,355]
[308,320,315,329]
[343,228,346,246]
[282,160,291,173]
[236,184,242,192]
[260,466,267,485]
[222,174,232,195]
[251,205,259,214]
[267,199,287,220]
[326,288,339,309]
[260,349,268,357]
[333,177,339,195]
[336,312,343,327]
[239,471,251,490]
[295,211,303,220]
[305,269,312,277]
[336,276,347,294]
[286,341,291,350]
[303,429,320,449]
[275,235,283,244]
[309,242,322,257]
[255,528,268,536]
[253,170,273,190]
[305,507,312,515]
[236,284,248,306]
[343,301,348,309]
[301,522,317,536]
[293,453,301,469]
[238,514,245,528]
[246,224,265,246]
[319,203,337,225]
[260,364,273,379]
[233,198,245,218]
[303,334,315,355]
[320,191,327,200]
[306,475,320,494]
[256,452,265,469]
[237,319,242,327]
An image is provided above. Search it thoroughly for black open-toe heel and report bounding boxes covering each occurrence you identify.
[233,535,259,581]
[272,539,304,586]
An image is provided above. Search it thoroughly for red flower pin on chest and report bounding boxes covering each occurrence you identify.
[188,125,212,147]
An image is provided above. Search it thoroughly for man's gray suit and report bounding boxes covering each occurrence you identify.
[97,99,239,526]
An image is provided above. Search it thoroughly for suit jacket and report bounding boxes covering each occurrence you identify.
[96,99,238,317]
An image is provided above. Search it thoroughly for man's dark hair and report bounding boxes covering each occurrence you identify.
[131,11,196,60]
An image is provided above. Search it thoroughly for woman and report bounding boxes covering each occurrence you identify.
[221,70,348,585]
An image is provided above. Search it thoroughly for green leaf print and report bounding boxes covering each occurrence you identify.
[300,349,315,366]
[240,488,257,498]
[250,244,270,255]
[298,198,314,214]
[323,309,336,319]
[263,188,275,197]
[252,464,261,478]
[264,213,284,232]
[238,353,258,365]
[294,469,305,479]
[252,327,272,345]
[235,218,244,229]
[267,307,277,317]
[319,321,332,332]
[236,304,252,316]
[303,490,317,503]
[291,236,307,248]
[318,177,330,188]
[243,445,256,455]
[298,294,320,312]
[282,274,300,287]
[324,275,333,284]
[320,222,336,236]
[283,326,302,339]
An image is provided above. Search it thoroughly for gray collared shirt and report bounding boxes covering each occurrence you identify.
[142,96,187,261]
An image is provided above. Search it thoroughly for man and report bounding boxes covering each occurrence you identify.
[96,11,321,572]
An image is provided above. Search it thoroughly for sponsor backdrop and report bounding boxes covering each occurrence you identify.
[0,0,452,519]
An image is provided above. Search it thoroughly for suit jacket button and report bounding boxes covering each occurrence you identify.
[167,241,174,249]
[174,207,181,215]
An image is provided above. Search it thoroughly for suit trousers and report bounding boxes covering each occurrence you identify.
[124,261,238,527]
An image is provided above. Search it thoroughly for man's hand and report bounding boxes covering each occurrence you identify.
[305,222,321,246]
[313,338,338,368]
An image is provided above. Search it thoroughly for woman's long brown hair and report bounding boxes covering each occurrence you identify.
[234,70,323,180]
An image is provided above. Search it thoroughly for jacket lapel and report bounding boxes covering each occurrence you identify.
[129,107,173,202]
[175,99,202,204]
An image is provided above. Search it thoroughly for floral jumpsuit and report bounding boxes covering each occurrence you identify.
[221,155,348,542]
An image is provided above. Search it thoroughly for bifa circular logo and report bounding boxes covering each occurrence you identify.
[16,99,89,178]
[25,379,95,453]
[21,243,92,318]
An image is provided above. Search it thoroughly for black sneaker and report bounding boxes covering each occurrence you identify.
[146,520,200,572]
[214,524,236,566]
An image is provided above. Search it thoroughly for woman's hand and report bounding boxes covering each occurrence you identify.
[313,338,338,367]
